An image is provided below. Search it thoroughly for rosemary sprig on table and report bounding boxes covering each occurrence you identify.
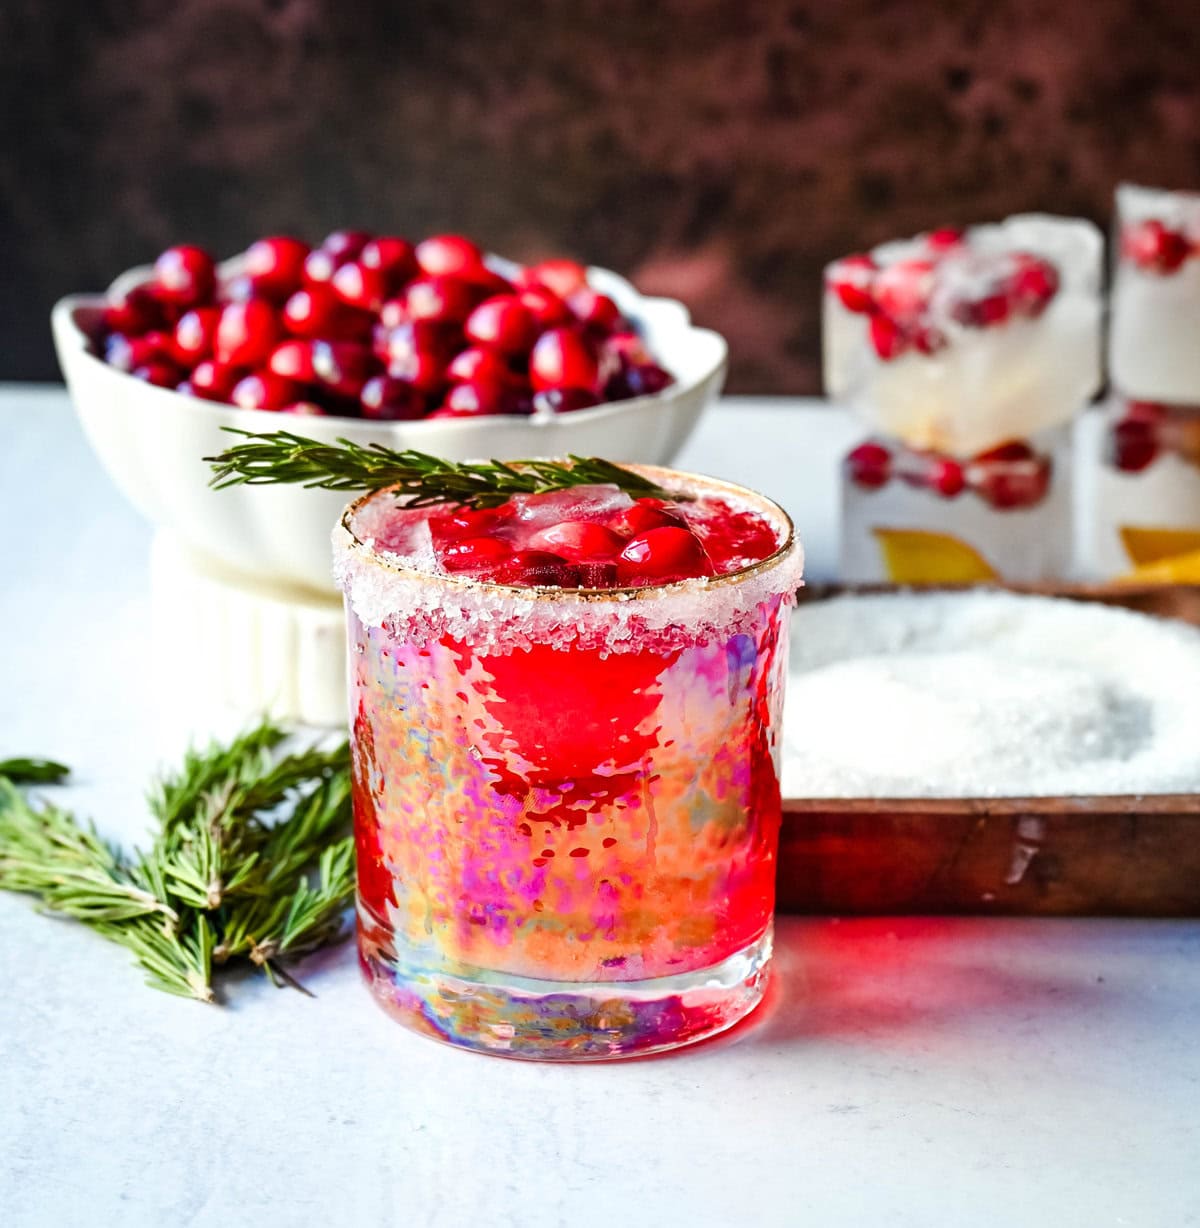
[0,721,355,1002]
[0,757,70,784]
[205,429,684,508]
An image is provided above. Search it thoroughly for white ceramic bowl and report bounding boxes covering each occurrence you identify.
[53,262,726,593]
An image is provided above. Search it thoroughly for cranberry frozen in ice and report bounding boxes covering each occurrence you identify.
[1087,396,1200,577]
[1086,187,1200,578]
[89,230,677,422]
[824,215,1102,583]
[1109,185,1200,406]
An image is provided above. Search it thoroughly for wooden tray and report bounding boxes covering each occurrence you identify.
[778,583,1200,916]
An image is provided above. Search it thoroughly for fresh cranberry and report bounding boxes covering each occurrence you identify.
[389,350,450,397]
[973,450,1053,509]
[415,234,485,279]
[311,340,376,398]
[132,361,181,388]
[975,440,1035,464]
[438,379,518,417]
[825,254,876,313]
[616,526,713,584]
[845,442,892,489]
[282,401,328,417]
[568,287,622,332]
[623,363,673,397]
[527,520,624,559]
[360,237,417,283]
[154,245,216,306]
[1123,219,1190,274]
[430,506,511,542]
[529,327,600,392]
[465,295,539,355]
[103,284,163,335]
[403,276,478,325]
[1008,255,1059,318]
[385,321,455,394]
[493,549,579,587]
[872,259,934,322]
[173,308,220,365]
[219,274,258,304]
[378,298,410,328]
[446,346,514,385]
[925,226,965,251]
[522,258,588,298]
[518,285,572,328]
[331,260,387,312]
[574,560,619,587]
[104,331,169,372]
[215,300,281,367]
[1107,418,1159,473]
[189,359,240,401]
[868,314,908,361]
[1125,399,1169,425]
[267,339,316,382]
[605,330,651,364]
[957,292,1010,328]
[302,248,340,285]
[360,375,426,420]
[282,285,348,338]
[322,229,371,261]
[927,456,966,498]
[531,387,601,414]
[243,237,310,300]
[608,499,684,537]
[231,371,300,411]
[441,536,514,571]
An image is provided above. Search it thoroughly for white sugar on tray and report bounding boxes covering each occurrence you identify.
[782,591,1200,798]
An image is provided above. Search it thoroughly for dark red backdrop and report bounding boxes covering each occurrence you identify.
[3,0,1197,389]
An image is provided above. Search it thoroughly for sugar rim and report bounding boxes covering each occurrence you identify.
[335,463,800,604]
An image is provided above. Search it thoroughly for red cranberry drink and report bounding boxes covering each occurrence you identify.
[824,216,1102,581]
[334,468,803,1059]
[1110,185,1200,406]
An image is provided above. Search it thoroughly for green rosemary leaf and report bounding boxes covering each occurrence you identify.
[148,720,287,841]
[0,781,175,926]
[204,429,685,508]
[0,721,356,1004]
[0,757,70,785]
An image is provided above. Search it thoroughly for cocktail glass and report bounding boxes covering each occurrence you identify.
[334,468,803,1059]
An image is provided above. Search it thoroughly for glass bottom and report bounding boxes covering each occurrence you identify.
[360,924,774,1061]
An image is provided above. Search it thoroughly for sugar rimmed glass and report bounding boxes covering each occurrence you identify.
[334,466,803,1060]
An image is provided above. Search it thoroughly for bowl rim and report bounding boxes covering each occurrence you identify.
[51,259,728,441]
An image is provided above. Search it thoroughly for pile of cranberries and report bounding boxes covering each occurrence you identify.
[94,233,674,420]
[377,486,780,589]
[1121,220,1197,275]
[1107,401,1200,473]
[845,437,1054,510]
[826,228,1061,362]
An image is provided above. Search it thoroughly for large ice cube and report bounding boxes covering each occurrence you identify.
[1109,184,1200,403]
[823,214,1103,457]
[509,484,634,528]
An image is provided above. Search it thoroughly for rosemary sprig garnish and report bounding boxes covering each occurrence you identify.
[205,429,685,508]
[0,721,356,1003]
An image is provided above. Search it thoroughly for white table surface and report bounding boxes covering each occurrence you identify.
[2,385,1199,1228]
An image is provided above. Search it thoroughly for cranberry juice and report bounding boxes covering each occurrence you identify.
[335,469,803,1059]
